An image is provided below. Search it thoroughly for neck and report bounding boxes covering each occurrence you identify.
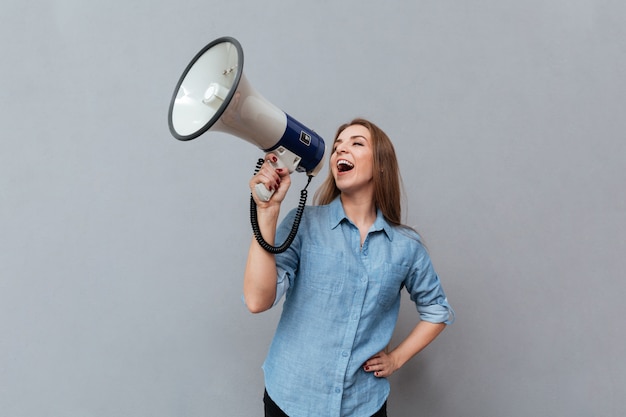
[340,193,376,229]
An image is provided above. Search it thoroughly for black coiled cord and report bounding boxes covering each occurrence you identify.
[250,158,313,253]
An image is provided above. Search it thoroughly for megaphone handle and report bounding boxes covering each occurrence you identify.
[254,155,287,202]
[254,182,275,202]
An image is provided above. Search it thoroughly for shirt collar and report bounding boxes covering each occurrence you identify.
[328,196,394,242]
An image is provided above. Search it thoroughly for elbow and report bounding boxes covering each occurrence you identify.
[247,305,270,314]
[244,296,273,314]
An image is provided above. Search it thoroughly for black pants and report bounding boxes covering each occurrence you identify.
[264,390,388,417]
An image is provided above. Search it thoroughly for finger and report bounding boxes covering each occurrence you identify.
[364,355,383,367]
[251,174,272,194]
[265,153,278,164]
[364,364,387,378]
[363,362,383,372]
[256,167,281,188]
[374,363,389,377]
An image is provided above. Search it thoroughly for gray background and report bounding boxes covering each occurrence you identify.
[2,1,625,416]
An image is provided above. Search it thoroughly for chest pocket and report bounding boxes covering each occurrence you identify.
[376,262,409,310]
[300,246,345,294]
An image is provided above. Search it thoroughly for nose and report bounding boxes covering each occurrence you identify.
[334,141,347,154]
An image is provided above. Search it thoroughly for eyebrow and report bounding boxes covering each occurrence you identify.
[334,135,368,143]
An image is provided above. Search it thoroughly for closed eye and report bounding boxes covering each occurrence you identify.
[333,135,368,152]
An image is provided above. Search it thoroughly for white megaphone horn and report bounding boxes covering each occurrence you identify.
[168,36,326,202]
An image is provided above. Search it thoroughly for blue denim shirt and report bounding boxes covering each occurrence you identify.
[262,197,454,417]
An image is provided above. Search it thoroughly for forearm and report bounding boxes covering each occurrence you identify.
[389,321,446,369]
[243,205,280,313]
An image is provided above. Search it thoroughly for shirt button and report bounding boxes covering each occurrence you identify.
[335,388,341,394]
[342,351,349,357]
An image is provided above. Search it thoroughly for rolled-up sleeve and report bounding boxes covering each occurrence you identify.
[407,246,455,325]
[417,301,455,325]
[271,209,301,306]
[272,266,291,306]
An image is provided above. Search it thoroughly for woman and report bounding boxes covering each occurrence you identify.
[244,118,454,417]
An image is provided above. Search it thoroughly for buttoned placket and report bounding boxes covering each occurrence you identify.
[330,222,372,415]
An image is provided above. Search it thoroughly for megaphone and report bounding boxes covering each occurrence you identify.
[168,36,326,201]
[168,36,326,253]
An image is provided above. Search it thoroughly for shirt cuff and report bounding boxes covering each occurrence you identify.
[272,267,290,307]
[417,301,455,325]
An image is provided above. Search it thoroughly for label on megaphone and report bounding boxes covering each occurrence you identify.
[264,114,326,177]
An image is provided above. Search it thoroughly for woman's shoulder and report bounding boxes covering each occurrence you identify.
[392,224,428,250]
[285,203,330,215]
[282,204,331,226]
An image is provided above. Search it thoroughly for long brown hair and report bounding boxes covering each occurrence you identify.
[313,118,406,227]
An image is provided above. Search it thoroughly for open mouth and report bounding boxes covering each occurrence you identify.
[337,159,354,172]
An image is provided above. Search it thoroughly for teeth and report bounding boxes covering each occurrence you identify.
[337,159,354,172]
[337,160,354,168]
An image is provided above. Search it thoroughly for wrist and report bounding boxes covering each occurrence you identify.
[255,203,281,218]
[388,349,407,372]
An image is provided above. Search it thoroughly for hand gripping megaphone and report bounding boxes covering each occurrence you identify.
[167,36,326,252]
